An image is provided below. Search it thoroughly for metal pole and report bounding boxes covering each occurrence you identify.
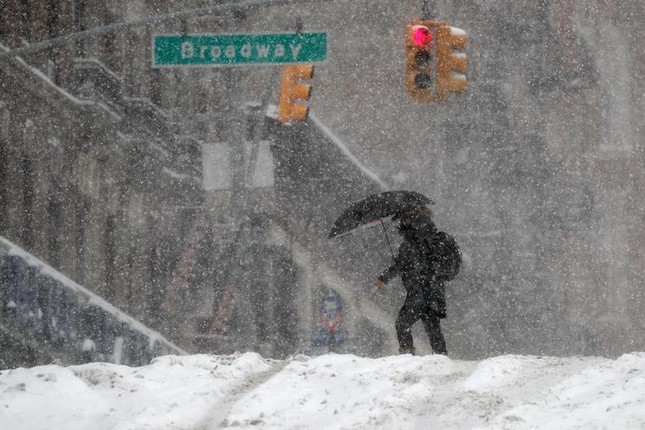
[212,65,281,351]
[243,67,280,202]
[422,0,432,20]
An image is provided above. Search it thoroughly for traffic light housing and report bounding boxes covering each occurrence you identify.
[405,20,468,102]
[405,20,438,102]
[278,64,314,123]
[436,25,468,99]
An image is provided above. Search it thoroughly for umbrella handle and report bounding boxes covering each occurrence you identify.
[380,219,396,263]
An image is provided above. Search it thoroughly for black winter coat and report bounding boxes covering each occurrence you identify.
[378,233,434,292]
[378,218,459,316]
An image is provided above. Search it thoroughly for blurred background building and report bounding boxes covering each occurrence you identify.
[0,0,643,361]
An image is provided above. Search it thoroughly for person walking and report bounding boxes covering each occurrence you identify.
[374,206,461,355]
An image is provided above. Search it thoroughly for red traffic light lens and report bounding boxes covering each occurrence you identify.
[411,25,433,47]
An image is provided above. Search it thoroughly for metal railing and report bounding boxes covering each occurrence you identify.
[0,237,186,368]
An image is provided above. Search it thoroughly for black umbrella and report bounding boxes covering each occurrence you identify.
[329,191,433,239]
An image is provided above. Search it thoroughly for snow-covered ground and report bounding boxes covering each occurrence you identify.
[1,352,644,430]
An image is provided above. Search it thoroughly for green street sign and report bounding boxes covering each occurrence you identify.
[152,32,327,67]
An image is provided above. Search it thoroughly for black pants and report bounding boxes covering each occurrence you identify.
[395,294,447,355]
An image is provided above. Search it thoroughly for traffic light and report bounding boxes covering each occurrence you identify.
[405,20,468,102]
[405,20,438,102]
[278,64,314,123]
[436,25,468,99]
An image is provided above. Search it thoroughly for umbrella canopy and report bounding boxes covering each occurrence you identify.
[329,191,433,239]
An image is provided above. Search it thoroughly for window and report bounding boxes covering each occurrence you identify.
[73,0,86,31]
[0,103,7,234]
[19,0,32,41]
[73,0,87,55]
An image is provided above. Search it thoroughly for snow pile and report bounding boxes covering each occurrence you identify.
[1,352,644,429]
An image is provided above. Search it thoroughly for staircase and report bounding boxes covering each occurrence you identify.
[0,236,186,369]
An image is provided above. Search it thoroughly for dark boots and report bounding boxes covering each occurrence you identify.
[398,345,416,355]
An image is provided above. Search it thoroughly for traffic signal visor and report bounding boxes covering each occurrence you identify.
[410,25,433,47]
[436,25,468,97]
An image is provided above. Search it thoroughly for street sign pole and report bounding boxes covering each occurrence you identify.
[151,29,326,352]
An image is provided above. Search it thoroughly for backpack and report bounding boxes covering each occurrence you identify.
[424,232,461,282]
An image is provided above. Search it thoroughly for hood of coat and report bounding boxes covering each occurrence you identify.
[398,208,437,240]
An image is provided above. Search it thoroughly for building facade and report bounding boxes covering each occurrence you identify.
[0,0,203,343]
[1,0,643,358]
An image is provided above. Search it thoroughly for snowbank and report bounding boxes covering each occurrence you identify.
[1,352,644,429]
